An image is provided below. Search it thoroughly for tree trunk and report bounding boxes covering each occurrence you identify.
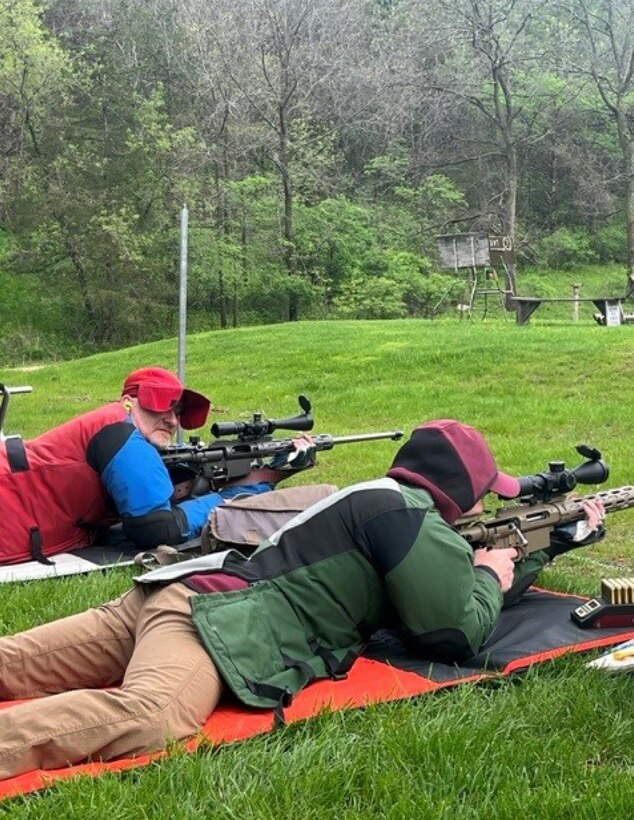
[214,156,229,329]
[218,266,228,329]
[502,134,519,302]
[615,110,634,288]
[62,233,98,335]
[549,147,557,233]
[622,133,634,283]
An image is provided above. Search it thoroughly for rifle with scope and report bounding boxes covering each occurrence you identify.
[162,395,404,495]
[0,384,33,442]
[456,445,634,559]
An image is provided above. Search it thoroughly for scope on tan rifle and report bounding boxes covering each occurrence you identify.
[506,444,610,503]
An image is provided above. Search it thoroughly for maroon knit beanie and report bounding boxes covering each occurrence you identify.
[387,419,520,523]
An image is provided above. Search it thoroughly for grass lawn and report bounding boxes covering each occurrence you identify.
[1,317,634,817]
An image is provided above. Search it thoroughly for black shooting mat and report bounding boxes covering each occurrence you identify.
[363,588,634,682]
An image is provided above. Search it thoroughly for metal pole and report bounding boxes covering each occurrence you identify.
[177,204,189,444]
[572,282,581,322]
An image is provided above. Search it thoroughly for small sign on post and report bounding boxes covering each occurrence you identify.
[488,235,515,267]
[604,300,622,326]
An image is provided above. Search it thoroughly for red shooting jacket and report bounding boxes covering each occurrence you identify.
[0,403,125,563]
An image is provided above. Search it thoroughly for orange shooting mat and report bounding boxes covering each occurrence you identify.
[0,587,632,800]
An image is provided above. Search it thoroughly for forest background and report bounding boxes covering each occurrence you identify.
[2,0,634,365]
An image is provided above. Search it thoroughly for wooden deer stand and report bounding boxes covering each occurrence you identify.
[436,233,515,319]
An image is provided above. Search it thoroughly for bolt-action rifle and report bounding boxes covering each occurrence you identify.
[162,395,404,496]
[456,445,634,558]
[0,384,32,442]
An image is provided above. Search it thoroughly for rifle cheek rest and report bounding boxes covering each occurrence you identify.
[121,507,188,548]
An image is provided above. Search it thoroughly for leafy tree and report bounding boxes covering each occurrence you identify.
[404,0,570,295]
[10,80,201,346]
[536,227,598,270]
[332,276,407,319]
[0,0,71,222]
[565,0,634,287]
[190,0,369,321]
[294,197,376,300]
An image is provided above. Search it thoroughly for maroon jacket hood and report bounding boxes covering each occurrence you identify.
[386,419,520,524]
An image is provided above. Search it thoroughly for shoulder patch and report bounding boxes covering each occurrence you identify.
[356,507,427,576]
[87,421,136,474]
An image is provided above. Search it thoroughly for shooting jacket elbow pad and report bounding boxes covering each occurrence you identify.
[121,507,189,548]
[406,628,475,665]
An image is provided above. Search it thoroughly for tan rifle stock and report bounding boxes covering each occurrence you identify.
[457,486,634,558]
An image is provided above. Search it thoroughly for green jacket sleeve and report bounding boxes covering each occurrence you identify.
[384,507,504,662]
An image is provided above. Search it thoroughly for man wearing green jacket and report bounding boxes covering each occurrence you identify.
[0,419,604,777]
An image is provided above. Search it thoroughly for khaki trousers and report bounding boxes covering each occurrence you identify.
[0,583,223,779]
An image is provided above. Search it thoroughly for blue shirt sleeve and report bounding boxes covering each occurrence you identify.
[101,428,274,539]
[101,428,174,517]
[177,482,274,540]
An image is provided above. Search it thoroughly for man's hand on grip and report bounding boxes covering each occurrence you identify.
[473,548,518,592]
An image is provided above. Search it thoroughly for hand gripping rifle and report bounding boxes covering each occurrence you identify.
[162,395,404,496]
[456,445,634,559]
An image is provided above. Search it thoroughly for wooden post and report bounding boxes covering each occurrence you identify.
[572,283,581,322]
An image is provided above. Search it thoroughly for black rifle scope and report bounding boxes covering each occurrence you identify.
[511,444,610,503]
[211,395,314,440]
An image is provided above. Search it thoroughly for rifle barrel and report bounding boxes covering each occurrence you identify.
[315,431,404,448]
[0,385,33,395]
[162,430,404,466]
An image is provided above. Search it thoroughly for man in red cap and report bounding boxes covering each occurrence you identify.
[0,419,605,778]
[120,367,212,448]
[0,366,309,565]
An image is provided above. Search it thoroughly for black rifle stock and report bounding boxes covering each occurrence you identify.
[457,486,634,558]
[162,395,403,495]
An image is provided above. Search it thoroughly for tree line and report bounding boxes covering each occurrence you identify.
[1,0,633,351]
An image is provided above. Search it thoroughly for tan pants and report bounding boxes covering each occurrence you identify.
[0,583,223,779]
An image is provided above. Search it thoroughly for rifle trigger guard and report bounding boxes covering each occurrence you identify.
[508,520,528,559]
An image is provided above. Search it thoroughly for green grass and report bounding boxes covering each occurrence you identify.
[520,263,629,295]
[450,263,631,323]
[2,318,634,816]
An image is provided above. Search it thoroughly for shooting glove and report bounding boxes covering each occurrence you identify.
[545,521,606,561]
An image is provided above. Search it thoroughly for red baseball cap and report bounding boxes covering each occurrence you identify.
[121,367,211,430]
[387,419,521,523]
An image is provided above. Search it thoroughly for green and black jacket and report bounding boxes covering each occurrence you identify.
[137,478,547,711]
